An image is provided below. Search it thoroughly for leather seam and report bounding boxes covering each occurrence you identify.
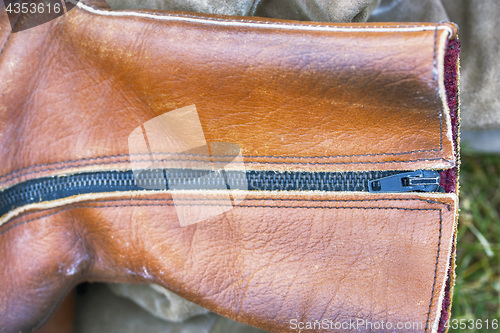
[425,210,443,333]
[0,157,453,187]
[85,197,452,210]
[433,23,445,153]
[1,198,444,231]
[0,25,12,59]
[0,196,452,227]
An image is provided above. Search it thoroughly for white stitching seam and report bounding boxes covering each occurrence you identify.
[74,1,455,38]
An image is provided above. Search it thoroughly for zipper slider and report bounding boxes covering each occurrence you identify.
[368,170,442,193]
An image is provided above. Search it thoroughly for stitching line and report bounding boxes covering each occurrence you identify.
[433,23,444,152]
[85,197,452,210]
[0,197,454,227]
[0,157,453,187]
[0,196,452,226]
[0,150,446,183]
[425,210,443,332]
[0,198,442,235]
[0,24,13,59]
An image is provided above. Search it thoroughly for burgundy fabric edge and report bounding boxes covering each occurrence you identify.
[439,38,460,193]
[438,243,456,333]
[437,37,460,333]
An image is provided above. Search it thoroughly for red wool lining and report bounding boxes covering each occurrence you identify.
[438,37,460,333]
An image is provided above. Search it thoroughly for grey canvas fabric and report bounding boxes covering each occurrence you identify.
[106,0,381,22]
[107,283,210,322]
[368,0,500,150]
[370,0,500,131]
[368,0,449,23]
[442,0,500,131]
[75,284,266,333]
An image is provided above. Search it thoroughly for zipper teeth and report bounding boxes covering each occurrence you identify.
[1,172,132,207]
[0,169,405,208]
[245,170,402,191]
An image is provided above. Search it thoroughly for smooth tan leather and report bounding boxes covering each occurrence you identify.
[34,290,75,333]
[0,1,459,332]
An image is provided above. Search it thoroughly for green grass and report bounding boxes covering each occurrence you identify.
[450,150,500,332]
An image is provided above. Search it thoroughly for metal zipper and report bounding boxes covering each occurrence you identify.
[0,169,442,217]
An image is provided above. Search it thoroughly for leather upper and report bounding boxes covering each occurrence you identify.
[0,1,459,332]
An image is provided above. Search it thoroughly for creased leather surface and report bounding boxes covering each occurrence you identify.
[0,192,456,332]
[0,2,457,191]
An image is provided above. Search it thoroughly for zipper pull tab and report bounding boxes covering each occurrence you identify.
[368,170,442,193]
